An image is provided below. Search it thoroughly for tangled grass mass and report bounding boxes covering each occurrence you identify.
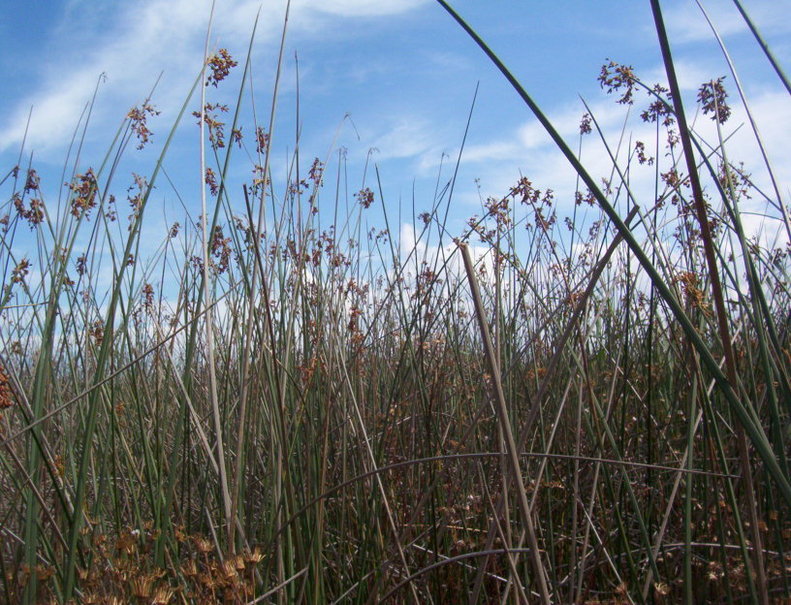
[0,1,789,603]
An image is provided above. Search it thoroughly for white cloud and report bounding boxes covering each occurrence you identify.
[518,101,630,149]
[396,74,790,274]
[2,0,211,155]
[455,140,520,164]
[664,0,791,45]
[365,117,441,161]
[410,98,637,211]
[399,220,491,280]
[305,0,427,18]
[642,58,722,92]
[0,0,428,157]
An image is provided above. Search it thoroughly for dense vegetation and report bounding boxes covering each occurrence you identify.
[1,1,788,602]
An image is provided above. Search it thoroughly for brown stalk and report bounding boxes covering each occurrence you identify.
[460,242,552,605]
[468,207,638,602]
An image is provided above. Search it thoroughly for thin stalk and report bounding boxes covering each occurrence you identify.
[649,3,768,601]
[731,0,791,95]
[460,242,551,605]
[433,0,791,508]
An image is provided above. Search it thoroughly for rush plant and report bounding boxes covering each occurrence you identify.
[0,1,788,603]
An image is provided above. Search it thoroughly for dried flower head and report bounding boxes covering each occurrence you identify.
[210,225,232,274]
[654,581,671,596]
[640,83,674,127]
[11,258,30,284]
[206,48,237,87]
[634,140,654,165]
[130,574,155,599]
[579,112,592,135]
[25,168,40,192]
[194,536,213,553]
[193,103,229,149]
[308,157,324,187]
[67,169,98,219]
[105,194,117,221]
[356,187,374,209]
[222,560,238,579]
[255,127,270,154]
[90,320,104,346]
[182,558,199,577]
[599,59,637,105]
[231,127,243,147]
[244,547,264,565]
[697,77,731,124]
[574,189,596,206]
[127,102,160,149]
[205,167,219,196]
[675,271,711,316]
[76,254,88,276]
[142,282,155,311]
[127,173,148,223]
[151,585,174,604]
[717,161,752,201]
[0,365,14,410]
[13,193,45,228]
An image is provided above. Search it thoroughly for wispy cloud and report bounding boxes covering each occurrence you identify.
[410,73,790,250]
[305,0,428,18]
[663,0,791,45]
[0,0,428,157]
[641,58,725,92]
[365,116,443,162]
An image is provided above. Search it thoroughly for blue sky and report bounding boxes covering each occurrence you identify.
[1,0,789,262]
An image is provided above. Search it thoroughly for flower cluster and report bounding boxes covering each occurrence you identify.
[206,48,237,87]
[68,169,98,219]
[355,187,374,209]
[127,102,160,149]
[193,103,229,149]
[697,77,731,124]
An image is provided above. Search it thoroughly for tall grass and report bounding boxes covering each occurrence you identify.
[1,1,788,603]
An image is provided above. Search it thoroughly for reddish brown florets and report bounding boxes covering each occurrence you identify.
[206,49,237,87]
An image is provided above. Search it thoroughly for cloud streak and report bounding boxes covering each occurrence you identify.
[664,0,791,45]
[0,0,429,157]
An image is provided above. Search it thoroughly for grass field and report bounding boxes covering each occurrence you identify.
[1,1,789,603]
